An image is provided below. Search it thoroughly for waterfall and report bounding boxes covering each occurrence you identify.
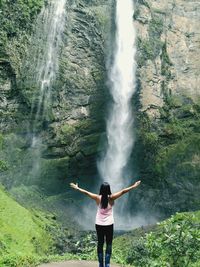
[98,0,136,191]
[30,0,67,127]
[21,0,66,184]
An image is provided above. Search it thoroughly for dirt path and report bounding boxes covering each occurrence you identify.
[38,260,122,267]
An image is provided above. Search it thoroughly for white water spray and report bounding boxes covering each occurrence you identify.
[31,0,66,123]
[23,0,66,183]
[98,0,137,191]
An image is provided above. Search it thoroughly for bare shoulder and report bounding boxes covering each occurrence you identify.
[108,195,114,206]
[96,195,101,205]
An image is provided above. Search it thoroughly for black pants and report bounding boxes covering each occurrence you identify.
[95,224,114,255]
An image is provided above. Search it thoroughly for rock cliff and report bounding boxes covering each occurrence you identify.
[0,0,112,193]
[133,0,200,217]
[135,0,200,118]
[0,0,199,222]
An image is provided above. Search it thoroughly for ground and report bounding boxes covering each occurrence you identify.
[38,260,121,267]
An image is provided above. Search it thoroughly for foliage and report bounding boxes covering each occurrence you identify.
[61,124,76,135]
[0,133,4,149]
[161,42,172,79]
[136,14,164,66]
[1,185,199,267]
[0,0,44,38]
[146,212,200,266]
[149,16,164,38]
[0,231,97,266]
[137,38,154,62]
[59,124,76,145]
[73,232,96,260]
[154,134,200,178]
[136,0,150,9]
[137,36,164,67]
[0,252,88,267]
[89,5,110,36]
[0,160,8,171]
[112,211,200,267]
[137,98,200,213]
[0,0,44,75]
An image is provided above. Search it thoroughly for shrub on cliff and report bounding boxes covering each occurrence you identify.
[0,0,44,37]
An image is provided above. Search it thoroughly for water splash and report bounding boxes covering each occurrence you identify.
[30,0,67,126]
[98,0,137,191]
[21,0,66,184]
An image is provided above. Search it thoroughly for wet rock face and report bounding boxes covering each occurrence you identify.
[43,1,112,179]
[135,0,200,118]
[133,0,200,217]
[0,0,112,190]
[0,0,199,216]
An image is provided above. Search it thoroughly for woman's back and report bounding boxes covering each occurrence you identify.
[95,196,114,225]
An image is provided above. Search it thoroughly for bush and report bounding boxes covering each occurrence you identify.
[112,211,200,267]
[146,212,200,266]
[0,0,44,37]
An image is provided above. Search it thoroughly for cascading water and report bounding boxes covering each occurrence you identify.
[23,0,66,182]
[96,0,138,229]
[31,0,67,126]
[98,0,136,191]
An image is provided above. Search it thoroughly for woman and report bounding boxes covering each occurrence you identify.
[70,180,141,267]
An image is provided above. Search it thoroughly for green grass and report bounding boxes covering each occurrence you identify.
[0,188,199,267]
[0,185,53,266]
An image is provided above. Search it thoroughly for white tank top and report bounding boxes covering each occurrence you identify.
[95,196,114,225]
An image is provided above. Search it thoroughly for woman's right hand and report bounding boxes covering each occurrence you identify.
[70,182,79,190]
[134,180,141,187]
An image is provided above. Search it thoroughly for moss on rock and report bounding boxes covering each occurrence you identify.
[136,97,200,215]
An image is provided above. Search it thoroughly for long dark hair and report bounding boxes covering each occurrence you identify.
[99,182,112,209]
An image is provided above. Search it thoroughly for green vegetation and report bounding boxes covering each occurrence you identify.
[0,160,8,171]
[89,5,110,37]
[61,124,76,135]
[0,133,4,148]
[0,184,90,267]
[0,1,199,266]
[0,0,44,76]
[38,211,198,267]
[0,0,44,38]
[161,42,172,79]
[0,183,94,266]
[56,121,102,157]
[149,16,164,38]
[80,133,101,156]
[137,38,155,63]
[112,211,200,267]
[136,0,150,9]
[0,252,87,267]
[59,124,76,145]
[146,212,200,267]
[0,185,53,266]
[137,97,200,214]
[137,20,164,67]
[0,134,8,172]
[1,191,199,267]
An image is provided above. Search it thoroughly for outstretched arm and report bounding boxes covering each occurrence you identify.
[110,180,141,201]
[70,183,99,203]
